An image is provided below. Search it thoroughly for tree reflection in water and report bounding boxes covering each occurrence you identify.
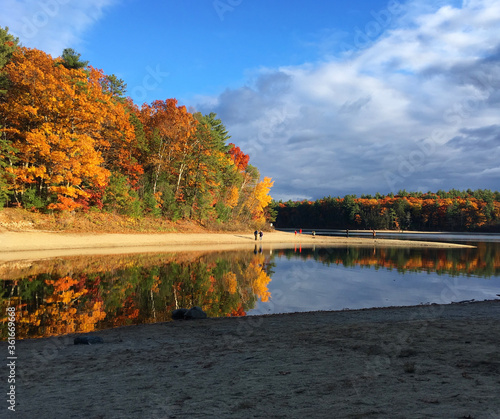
[277,242,500,278]
[0,250,273,339]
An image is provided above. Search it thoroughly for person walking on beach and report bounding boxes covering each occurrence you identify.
[259,231,263,241]
[254,230,258,241]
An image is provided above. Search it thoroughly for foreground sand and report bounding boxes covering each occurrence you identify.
[6,300,500,418]
[0,230,473,261]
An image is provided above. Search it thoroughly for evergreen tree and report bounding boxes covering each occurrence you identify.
[0,27,19,95]
[61,48,88,70]
[102,74,127,99]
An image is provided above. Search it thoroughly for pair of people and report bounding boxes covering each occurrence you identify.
[254,230,263,241]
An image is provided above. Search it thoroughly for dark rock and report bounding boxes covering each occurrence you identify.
[172,308,189,320]
[184,306,207,320]
[74,336,104,345]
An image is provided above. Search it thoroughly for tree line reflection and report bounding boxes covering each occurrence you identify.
[0,251,273,339]
[279,242,500,277]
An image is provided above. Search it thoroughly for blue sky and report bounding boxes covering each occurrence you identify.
[2,0,500,201]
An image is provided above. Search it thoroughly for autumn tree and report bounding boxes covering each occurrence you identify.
[231,161,274,225]
[140,99,197,198]
[228,143,249,171]
[187,115,243,221]
[0,131,16,206]
[0,47,138,210]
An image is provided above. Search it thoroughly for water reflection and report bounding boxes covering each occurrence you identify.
[0,251,273,339]
[1,241,499,339]
[277,242,500,277]
[250,243,500,316]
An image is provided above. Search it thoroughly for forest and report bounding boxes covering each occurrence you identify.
[0,28,273,228]
[272,190,500,232]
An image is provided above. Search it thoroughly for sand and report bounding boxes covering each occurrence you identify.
[0,230,473,262]
[4,300,500,418]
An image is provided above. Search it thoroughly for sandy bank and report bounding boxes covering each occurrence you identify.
[7,300,500,418]
[0,230,473,261]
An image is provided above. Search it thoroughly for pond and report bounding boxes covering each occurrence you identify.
[1,234,499,339]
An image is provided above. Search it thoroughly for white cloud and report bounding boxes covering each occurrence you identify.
[0,0,116,56]
[199,0,500,200]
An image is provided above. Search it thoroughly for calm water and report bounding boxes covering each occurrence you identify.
[1,234,499,339]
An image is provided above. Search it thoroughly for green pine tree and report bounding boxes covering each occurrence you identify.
[0,27,20,95]
[61,48,88,70]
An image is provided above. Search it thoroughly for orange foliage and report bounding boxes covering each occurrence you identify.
[244,176,274,222]
[11,275,107,338]
[140,99,197,195]
[225,185,240,209]
[1,48,107,208]
[0,48,146,210]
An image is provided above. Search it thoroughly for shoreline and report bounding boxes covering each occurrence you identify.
[7,300,500,418]
[0,230,474,262]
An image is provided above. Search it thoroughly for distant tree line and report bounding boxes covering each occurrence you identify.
[272,189,500,232]
[0,28,273,227]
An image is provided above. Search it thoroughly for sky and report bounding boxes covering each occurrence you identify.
[1,0,500,201]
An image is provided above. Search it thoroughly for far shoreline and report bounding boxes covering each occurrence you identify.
[0,230,475,262]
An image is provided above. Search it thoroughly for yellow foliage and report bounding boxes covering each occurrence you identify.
[245,176,274,222]
[255,177,274,209]
[223,272,238,294]
[253,270,271,302]
[226,186,239,209]
[241,255,272,302]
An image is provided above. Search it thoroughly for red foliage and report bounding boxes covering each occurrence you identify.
[228,143,249,171]
[230,304,246,317]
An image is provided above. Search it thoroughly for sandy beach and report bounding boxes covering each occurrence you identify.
[4,300,500,418]
[0,230,473,262]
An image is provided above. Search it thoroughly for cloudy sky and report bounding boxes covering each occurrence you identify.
[2,0,499,200]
